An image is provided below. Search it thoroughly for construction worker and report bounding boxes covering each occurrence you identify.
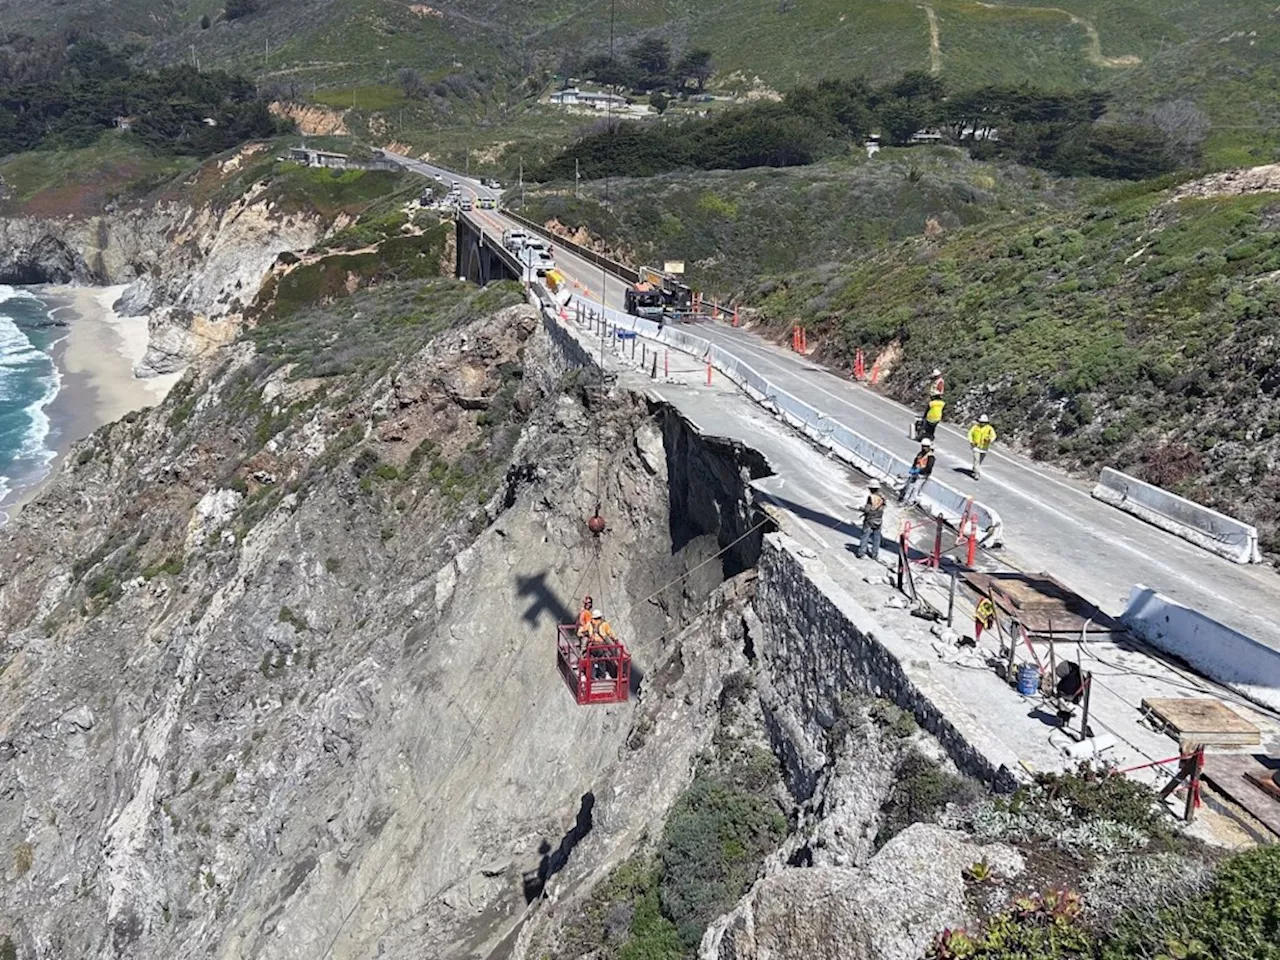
[587,609,619,679]
[576,596,595,636]
[920,395,945,441]
[929,368,945,399]
[856,480,886,560]
[589,608,618,646]
[900,439,935,506]
[974,596,996,643]
[967,415,997,480]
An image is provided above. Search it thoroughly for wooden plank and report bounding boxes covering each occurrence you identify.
[1142,698,1261,748]
[1201,753,1280,840]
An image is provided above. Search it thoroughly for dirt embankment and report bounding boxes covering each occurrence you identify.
[270,100,349,136]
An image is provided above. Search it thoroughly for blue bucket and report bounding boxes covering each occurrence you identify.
[1016,663,1041,696]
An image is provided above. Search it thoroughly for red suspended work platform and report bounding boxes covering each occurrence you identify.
[556,625,631,705]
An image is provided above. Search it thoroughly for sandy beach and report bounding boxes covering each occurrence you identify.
[1,286,182,520]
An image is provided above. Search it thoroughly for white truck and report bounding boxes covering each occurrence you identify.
[520,246,554,278]
[502,229,528,252]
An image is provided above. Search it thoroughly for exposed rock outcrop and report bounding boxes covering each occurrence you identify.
[0,178,330,378]
[701,824,1024,960]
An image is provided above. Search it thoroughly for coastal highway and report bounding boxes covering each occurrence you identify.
[382,150,1280,651]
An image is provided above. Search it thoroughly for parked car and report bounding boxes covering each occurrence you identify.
[503,229,528,251]
[460,197,473,211]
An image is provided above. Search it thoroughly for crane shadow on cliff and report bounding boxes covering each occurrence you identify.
[516,571,576,628]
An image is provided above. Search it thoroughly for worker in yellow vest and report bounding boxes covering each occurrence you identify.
[967,415,997,480]
[920,396,945,441]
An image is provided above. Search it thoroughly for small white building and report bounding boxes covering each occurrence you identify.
[549,87,630,110]
[287,146,350,169]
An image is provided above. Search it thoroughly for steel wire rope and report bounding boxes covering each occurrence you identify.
[320,417,617,956]
[317,606,546,958]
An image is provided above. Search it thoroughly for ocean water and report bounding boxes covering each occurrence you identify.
[0,284,63,520]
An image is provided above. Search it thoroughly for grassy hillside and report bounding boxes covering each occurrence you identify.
[516,149,1086,293]
[754,171,1280,548]
[2,0,1276,166]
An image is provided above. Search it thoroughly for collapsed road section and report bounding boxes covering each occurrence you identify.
[536,282,1280,841]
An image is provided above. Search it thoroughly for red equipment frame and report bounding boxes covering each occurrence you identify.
[557,625,632,705]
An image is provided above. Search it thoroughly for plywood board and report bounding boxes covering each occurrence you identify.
[961,571,1120,634]
[1142,698,1261,748]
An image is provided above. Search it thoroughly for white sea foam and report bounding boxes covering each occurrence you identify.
[0,284,37,305]
[0,295,63,523]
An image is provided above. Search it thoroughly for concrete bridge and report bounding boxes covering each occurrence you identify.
[455,211,523,286]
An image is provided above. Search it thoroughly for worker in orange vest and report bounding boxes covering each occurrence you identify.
[576,596,595,638]
[929,368,945,399]
[900,439,935,506]
[587,609,620,679]
[589,608,618,645]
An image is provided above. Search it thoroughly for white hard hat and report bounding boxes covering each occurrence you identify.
[868,479,881,489]
[921,438,934,447]
[592,609,604,619]
[979,414,990,423]
[931,368,942,377]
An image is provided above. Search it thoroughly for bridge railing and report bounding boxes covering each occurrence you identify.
[570,300,1005,546]
[458,212,526,279]
[499,210,641,284]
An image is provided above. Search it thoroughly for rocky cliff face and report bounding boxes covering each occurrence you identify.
[0,275,778,959]
[0,153,333,377]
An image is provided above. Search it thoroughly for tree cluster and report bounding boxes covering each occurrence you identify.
[0,37,283,157]
[569,38,714,95]
[539,71,1186,182]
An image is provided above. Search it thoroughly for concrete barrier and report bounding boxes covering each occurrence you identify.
[1093,468,1261,564]
[1122,585,1280,713]
[566,301,1005,546]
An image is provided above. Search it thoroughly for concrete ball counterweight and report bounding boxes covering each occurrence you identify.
[587,514,607,535]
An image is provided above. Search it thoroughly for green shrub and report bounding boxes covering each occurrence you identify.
[657,767,787,948]
[143,556,185,580]
[928,890,1092,959]
[277,606,307,632]
[1102,846,1280,960]
[876,749,982,849]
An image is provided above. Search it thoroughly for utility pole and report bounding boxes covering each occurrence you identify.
[466,148,470,178]
[519,156,524,209]
[575,157,581,199]
[604,0,616,203]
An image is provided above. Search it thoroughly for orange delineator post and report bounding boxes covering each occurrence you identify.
[870,360,881,384]
[664,350,669,378]
[706,360,712,385]
[732,306,739,327]
[955,498,979,567]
